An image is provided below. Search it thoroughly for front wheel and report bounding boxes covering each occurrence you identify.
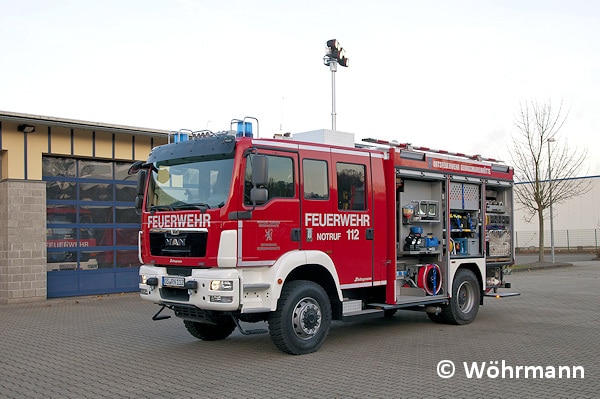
[268,280,332,355]
[428,268,480,325]
[184,318,236,341]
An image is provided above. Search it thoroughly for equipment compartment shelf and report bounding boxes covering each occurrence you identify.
[403,219,439,225]
[402,200,440,224]
[400,250,441,255]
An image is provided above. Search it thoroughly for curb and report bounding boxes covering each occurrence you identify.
[511,262,573,273]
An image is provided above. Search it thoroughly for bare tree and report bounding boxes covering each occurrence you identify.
[511,99,590,262]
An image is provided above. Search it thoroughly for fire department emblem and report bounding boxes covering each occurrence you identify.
[265,228,273,241]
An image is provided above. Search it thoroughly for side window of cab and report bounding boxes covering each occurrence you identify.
[337,162,366,211]
[244,154,295,206]
[303,159,329,200]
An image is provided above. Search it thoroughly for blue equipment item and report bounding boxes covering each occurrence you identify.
[410,226,423,235]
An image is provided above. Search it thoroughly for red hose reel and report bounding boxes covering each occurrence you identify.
[417,264,442,295]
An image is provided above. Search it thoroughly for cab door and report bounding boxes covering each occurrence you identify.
[238,150,300,265]
[300,148,375,287]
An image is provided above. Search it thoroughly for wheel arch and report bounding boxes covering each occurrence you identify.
[269,250,343,311]
[452,262,484,305]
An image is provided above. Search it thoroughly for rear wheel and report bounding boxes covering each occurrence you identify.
[428,268,480,325]
[184,318,236,341]
[268,280,332,355]
[427,311,444,324]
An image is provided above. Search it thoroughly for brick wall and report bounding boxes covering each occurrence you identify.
[0,180,47,304]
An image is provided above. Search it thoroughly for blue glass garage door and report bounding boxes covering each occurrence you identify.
[43,157,141,298]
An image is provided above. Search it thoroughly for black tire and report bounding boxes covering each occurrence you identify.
[183,318,236,341]
[268,280,332,355]
[427,311,445,324]
[428,268,480,325]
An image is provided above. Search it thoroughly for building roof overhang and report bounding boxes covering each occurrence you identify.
[0,110,170,138]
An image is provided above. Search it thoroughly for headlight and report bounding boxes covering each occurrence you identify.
[140,275,158,286]
[210,280,234,291]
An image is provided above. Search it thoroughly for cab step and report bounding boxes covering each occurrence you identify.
[341,308,384,322]
[231,316,267,335]
[340,299,384,322]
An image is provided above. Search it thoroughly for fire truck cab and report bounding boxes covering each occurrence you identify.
[132,120,516,355]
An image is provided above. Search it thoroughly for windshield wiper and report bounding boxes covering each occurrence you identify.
[149,205,175,212]
[149,202,211,212]
[171,201,211,211]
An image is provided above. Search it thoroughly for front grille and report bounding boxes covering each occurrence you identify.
[171,305,225,325]
[173,305,209,321]
[160,287,190,301]
[150,231,207,257]
[166,267,193,276]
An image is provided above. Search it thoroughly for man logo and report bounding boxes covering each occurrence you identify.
[166,238,186,246]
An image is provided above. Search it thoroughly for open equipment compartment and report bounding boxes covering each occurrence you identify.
[396,177,446,298]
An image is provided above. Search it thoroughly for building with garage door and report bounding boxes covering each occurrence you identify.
[0,111,168,303]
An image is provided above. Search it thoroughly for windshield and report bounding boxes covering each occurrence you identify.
[148,158,234,210]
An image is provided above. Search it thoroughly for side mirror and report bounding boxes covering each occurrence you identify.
[250,187,268,205]
[136,169,147,196]
[134,169,147,215]
[128,160,145,175]
[252,155,268,187]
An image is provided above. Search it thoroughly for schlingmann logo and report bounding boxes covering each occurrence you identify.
[437,360,585,379]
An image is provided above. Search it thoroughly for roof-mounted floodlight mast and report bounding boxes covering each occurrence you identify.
[323,39,349,132]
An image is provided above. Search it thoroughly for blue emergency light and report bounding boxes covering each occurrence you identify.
[172,132,189,143]
[236,121,253,138]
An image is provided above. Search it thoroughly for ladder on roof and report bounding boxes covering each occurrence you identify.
[362,137,503,163]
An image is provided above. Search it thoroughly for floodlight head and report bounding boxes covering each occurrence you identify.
[325,39,349,67]
[18,124,35,133]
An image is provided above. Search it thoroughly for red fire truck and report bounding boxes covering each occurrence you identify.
[130,119,516,355]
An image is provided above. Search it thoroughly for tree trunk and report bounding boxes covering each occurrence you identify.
[538,209,545,262]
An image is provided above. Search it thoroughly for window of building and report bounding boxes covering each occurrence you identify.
[43,157,140,272]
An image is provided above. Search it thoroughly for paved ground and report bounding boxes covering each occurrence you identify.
[1,262,599,399]
[515,251,597,265]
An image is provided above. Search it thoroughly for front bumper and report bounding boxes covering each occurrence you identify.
[139,265,240,311]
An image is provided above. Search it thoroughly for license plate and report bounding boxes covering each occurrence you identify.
[162,276,185,288]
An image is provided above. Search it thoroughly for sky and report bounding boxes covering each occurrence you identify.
[1,0,599,173]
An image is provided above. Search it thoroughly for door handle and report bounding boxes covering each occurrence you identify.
[291,228,301,242]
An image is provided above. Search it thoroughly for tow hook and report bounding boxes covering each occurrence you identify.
[152,304,172,321]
